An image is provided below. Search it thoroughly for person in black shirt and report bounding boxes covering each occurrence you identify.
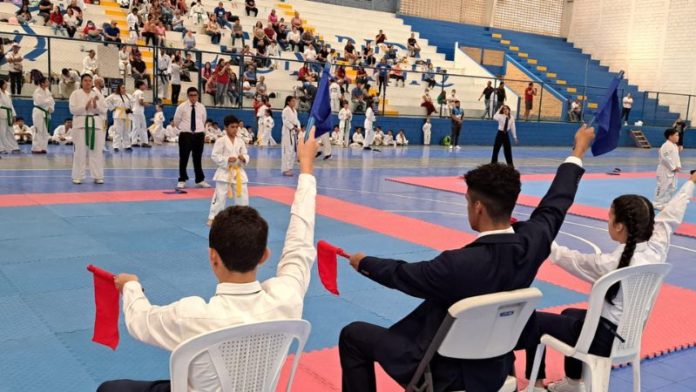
[494,81,506,113]
[407,32,420,57]
[673,118,687,149]
[245,0,258,17]
[38,0,52,25]
[130,56,151,89]
[478,80,495,119]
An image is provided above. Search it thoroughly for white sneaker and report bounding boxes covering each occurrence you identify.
[72,179,82,184]
[176,181,186,189]
[455,145,461,149]
[196,181,211,188]
[94,179,104,184]
[548,378,585,392]
[448,145,453,149]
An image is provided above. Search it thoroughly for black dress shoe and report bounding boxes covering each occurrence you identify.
[323,154,332,160]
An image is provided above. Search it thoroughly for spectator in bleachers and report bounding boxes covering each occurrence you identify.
[82,49,99,76]
[267,41,281,69]
[64,8,80,38]
[59,68,80,99]
[288,26,301,52]
[103,21,122,43]
[304,45,318,70]
[622,93,633,126]
[276,23,289,50]
[82,20,102,41]
[436,89,447,115]
[245,0,258,17]
[335,65,351,86]
[201,61,213,86]
[154,20,167,46]
[523,82,537,121]
[255,75,269,98]
[384,44,398,62]
[375,29,386,46]
[355,65,369,89]
[232,19,245,46]
[126,8,140,42]
[375,58,391,96]
[205,15,222,44]
[49,6,67,37]
[317,44,330,65]
[301,30,316,53]
[182,30,196,50]
[241,44,254,57]
[351,82,366,113]
[142,15,158,46]
[255,42,271,68]
[37,0,52,26]
[264,23,276,43]
[183,52,198,71]
[362,42,376,66]
[252,21,266,48]
[15,5,34,24]
[447,89,458,110]
[213,59,230,106]
[172,10,187,35]
[421,88,436,119]
[170,55,183,104]
[478,81,495,119]
[242,78,255,99]
[226,70,240,106]
[568,98,582,122]
[423,62,436,89]
[213,2,231,29]
[297,63,317,86]
[495,82,506,113]
[119,46,131,77]
[389,61,405,87]
[189,1,206,24]
[130,52,152,89]
[268,9,279,29]
[243,63,257,86]
[291,11,303,34]
[407,33,420,57]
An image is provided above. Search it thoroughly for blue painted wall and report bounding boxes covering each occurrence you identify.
[11,99,694,148]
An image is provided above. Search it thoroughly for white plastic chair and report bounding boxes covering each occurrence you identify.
[170,320,311,392]
[405,287,543,392]
[527,263,672,392]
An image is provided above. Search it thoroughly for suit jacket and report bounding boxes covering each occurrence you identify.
[358,161,585,392]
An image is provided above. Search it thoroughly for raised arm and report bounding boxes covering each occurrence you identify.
[650,174,695,254]
[550,242,614,283]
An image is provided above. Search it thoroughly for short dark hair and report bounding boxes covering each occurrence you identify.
[664,128,678,139]
[187,87,199,95]
[135,80,146,89]
[15,116,24,122]
[464,163,521,222]
[224,114,240,127]
[209,206,269,273]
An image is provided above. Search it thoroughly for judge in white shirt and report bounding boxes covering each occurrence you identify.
[525,171,696,392]
[69,74,107,184]
[173,87,210,189]
[32,76,55,154]
[82,50,99,76]
[51,118,74,145]
[98,127,322,392]
[281,96,301,176]
[491,105,518,167]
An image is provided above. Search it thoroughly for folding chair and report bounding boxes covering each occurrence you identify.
[406,287,543,392]
[170,319,311,392]
[527,263,672,392]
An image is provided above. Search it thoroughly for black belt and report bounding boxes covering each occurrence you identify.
[600,318,625,343]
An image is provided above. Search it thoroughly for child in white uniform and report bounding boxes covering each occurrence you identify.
[106,84,133,151]
[339,101,352,147]
[150,104,166,144]
[51,119,74,145]
[382,130,395,147]
[0,79,19,153]
[373,127,384,146]
[654,129,681,210]
[422,118,432,145]
[131,81,150,147]
[14,118,33,144]
[207,115,250,226]
[396,130,409,146]
[350,128,364,148]
[239,122,253,144]
[32,76,55,153]
[525,171,696,392]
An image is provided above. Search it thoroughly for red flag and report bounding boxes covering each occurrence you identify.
[87,264,120,350]
[317,240,350,296]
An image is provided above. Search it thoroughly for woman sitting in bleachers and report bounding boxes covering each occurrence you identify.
[142,15,158,46]
[268,9,279,30]
[252,21,268,49]
[288,26,301,52]
[205,15,222,44]
[291,11,303,34]
[82,20,102,41]
[245,0,258,17]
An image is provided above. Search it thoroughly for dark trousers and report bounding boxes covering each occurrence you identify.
[246,6,258,16]
[524,309,616,380]
[491,130,513,166]
[171,84,181,105]
[340,322,392,392]
[97,379,170,392]
[9,71,23,95]
[621,107,631,123]
[232,33,245,46]
[178,132,205,183]
[377,75,387,95]
[451,122,462,146]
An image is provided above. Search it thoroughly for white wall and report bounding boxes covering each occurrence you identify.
[491,0,564,36]
[568,0,696,117]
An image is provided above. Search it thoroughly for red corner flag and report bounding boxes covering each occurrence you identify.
[87,264,120,350]
[317,240,350,296]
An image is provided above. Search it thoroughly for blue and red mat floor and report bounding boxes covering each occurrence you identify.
[1,144,695,391]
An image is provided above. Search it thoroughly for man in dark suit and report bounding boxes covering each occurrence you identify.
[339,125,596,392]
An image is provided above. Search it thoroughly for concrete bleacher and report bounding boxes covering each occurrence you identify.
[401,15,680,126]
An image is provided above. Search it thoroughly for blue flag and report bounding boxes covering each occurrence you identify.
[306,63,333,138]
[591,72,624,156]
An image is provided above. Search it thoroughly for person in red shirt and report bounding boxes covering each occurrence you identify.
[213,60,230,106]
[49,6,66,36]
[523,82,538,121]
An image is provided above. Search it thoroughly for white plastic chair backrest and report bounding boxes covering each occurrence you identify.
[574,263,671,363]
[437,287,542,359]
[169,320,311,392]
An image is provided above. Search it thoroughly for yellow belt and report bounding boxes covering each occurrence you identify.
[227,165,243,199]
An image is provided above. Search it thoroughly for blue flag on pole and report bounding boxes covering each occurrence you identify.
[591,71,624,156]
[306,63,333,138]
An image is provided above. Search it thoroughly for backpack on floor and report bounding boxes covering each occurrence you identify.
[441,135,451,146]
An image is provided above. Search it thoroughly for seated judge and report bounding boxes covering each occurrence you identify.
[339,125,596,392]
[97,128,320,392]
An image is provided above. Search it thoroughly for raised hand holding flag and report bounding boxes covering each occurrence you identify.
[590,71,624,156]
[305,63,333,140]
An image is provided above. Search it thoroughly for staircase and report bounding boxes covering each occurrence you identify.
[629,129,652,149]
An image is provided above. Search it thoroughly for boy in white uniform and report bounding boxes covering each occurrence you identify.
[239,121,253,144]
[329,80,341,112]
[383,130,395,147]
[422,118,431,145]
[350,127,364,148]
[373,127,384,146]
[69,74,107,184]
[150,104,166,144]
[164,123,180,143]
[131,81,150,147]
[396,130,409,146]
[339,100,352,147]
[106,84,134,151]
[32,76,54,153]
[0,79,19,153]
[207,115,250,226]
[363,102,376,150]
[51,119,74,145]
[654,128,682,210]
[330,125,341,145]
[14,117,33,144]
